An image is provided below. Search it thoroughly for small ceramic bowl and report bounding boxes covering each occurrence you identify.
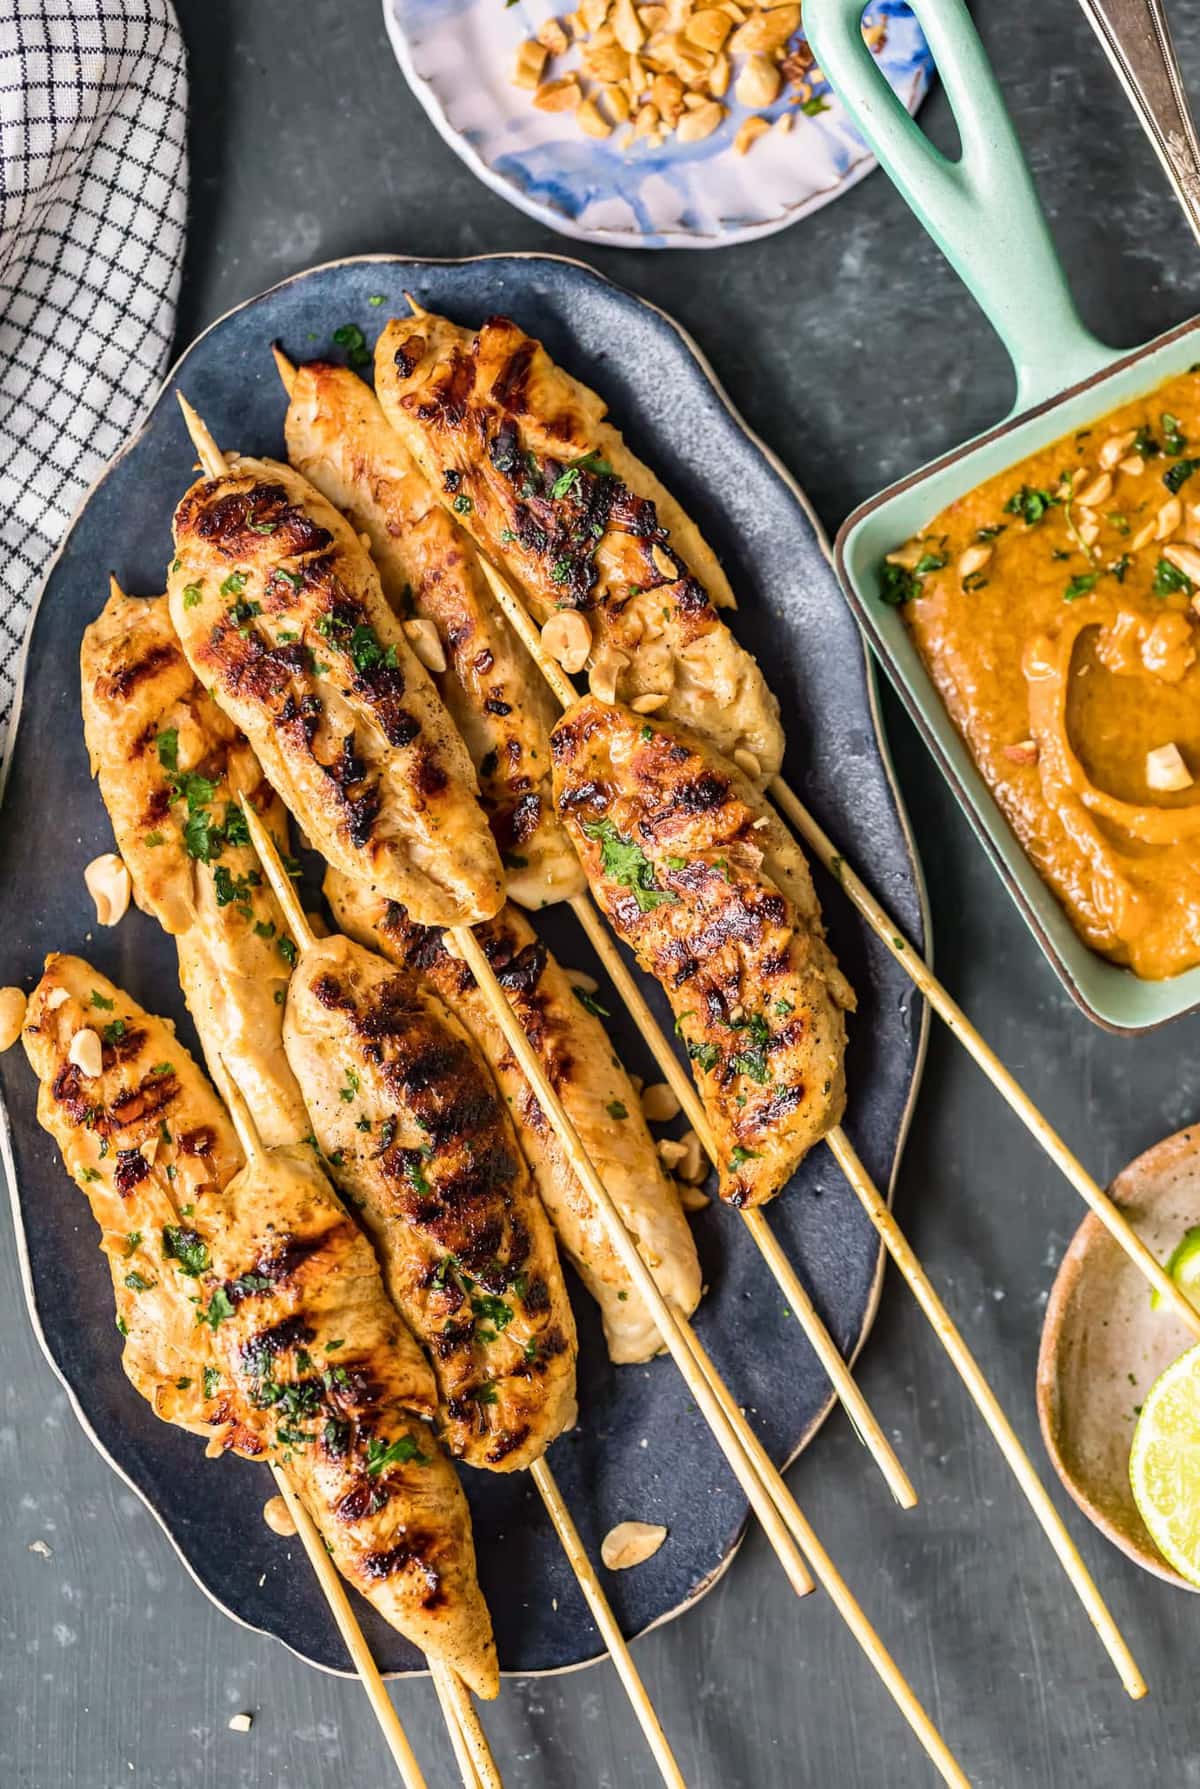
[1037,1125,1200,1589]
[381,0,932,247]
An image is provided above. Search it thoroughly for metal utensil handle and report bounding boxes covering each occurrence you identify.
[1077,0,1200,244]
[803,0,1112,415]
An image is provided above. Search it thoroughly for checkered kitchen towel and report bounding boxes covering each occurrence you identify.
[0,0,187,735]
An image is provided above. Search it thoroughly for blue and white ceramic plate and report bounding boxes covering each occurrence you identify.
[0,254,927,1676]
[383,0,932,247]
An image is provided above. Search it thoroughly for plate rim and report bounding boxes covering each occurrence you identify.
[378,0,929,251]
[0,248,930,1678]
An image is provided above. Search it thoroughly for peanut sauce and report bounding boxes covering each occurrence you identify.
[888,368,1200,980]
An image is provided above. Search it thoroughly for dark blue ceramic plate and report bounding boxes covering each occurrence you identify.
[0,254,928,1678]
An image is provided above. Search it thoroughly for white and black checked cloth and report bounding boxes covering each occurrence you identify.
[0,0,187,736]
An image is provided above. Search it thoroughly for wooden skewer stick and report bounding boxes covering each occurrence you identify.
[212,1062,438,1788]
[429,1662,502,1789]
[568,890,912,1505]
[769,776,1200,1341]
[268,1468,432,1789]
[232,794,695,1785]
[447,920,967,1782]
[471,551,1148,1702]
[530,1459,688,1789]
[468,555,913,1511]
[431,1669,483,1789]
[182,390,960,1781]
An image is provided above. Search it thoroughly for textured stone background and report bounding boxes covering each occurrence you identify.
[5,1,1200,1783]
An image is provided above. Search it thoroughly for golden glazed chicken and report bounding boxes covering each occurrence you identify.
[281,356,581,912]
[81,585,308,1147]
[326,870,702,1365]
[22,957,498,1698]
[168,455,504,926]
[373,310,784,777]
[552,698,854,1208]
[281,930,578,1470]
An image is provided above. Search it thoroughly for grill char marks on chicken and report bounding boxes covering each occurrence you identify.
[22,957,497,1698]
[324,872,702,1365]
[282,360,582,912]
[282,932,577,1469]
[22,954,251,1443]
[81,588,308,1147]
[168,456,504,927]
[374,311,783,778]
[209,1142,497,1698]
[551,698,855,1208]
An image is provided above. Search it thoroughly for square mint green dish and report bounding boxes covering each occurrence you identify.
[805,0,1200,1032]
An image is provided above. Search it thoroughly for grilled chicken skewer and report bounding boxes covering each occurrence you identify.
[276,349,580,913]
[467,559,1150,1705]
[381,307,1200,1340]
[181,396,982,1783]
[78,613,503,1777]
[211,1058,502,1789]
[21,955,498,1699]
[373,308,782,780]
[555,695,853,1211]
[325,875,702,1366]
[242,806,686,1789]
[273,350,701,1363]
[167,405,504,927]
[81,581,309,1146]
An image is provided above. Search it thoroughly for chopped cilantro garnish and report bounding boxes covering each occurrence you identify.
[197,1287,235,1329]
[163,1225,210,1277]
[1164,412,1187,455]
[123,1231,142,1257]
[278,936,298,967]
[332,321,371,369]
[219,571,248,597]
[729,1146,761,1168]
[90,990,114,1010]
[101,1019,126,1045]
[572,985,609,1019]
[156,729,178,771]
[471,1293,514,1334]
[124,1270,155,1292]
[606,1099,628,1120]
[1155,557,1195,597]
[1163,458,1199,494]
[365,1434,427,1474]
[452,493,473,514]
[581,818,677,913]
[1003,485,1056,526]
[203,1366,221,1398]
[182,584,202,609]
[340,1068,360,1102]
[1063,573,1099,602]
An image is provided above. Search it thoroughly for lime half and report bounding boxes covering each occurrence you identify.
[1130,1342,1200,1586]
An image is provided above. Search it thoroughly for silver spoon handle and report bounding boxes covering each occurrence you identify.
[1077,0,1200,243]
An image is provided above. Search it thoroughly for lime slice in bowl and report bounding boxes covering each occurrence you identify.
[1150,1225,1200,1310]
[1130,1342,1200,1586]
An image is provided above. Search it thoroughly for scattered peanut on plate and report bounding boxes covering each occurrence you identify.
[511,1,890,154]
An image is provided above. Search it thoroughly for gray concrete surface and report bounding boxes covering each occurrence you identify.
[5,1,1200,1783]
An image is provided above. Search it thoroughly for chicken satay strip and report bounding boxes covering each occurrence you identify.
[283,358,582,912]
[81,587,308,1146]
[206,1141,498,1697]
[168,455,504,926]
[325,869,702,1365]
[374,311,783,777]
[282,931,578,1469]
[22,958,499,1695]
[551,698,855,1209]
[22,954,253,1446]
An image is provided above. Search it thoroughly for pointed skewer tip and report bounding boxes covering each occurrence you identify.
[271,342,297,398]
[403,290,428,319]
[175,389,229,481]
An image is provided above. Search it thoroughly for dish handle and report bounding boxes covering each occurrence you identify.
[804,0,1115,415]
